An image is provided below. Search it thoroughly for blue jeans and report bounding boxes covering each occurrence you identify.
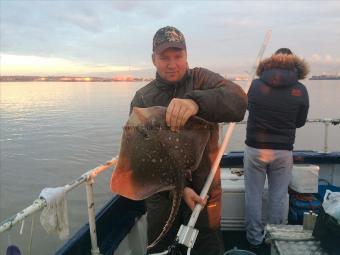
[244,145,292,245]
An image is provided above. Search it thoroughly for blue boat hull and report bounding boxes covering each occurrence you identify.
[56,151,340,255]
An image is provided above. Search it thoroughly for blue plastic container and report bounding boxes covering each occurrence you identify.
[317,184,340,201]
[288,194,321,224]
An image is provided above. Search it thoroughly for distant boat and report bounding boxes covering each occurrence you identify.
[309,75,340,80]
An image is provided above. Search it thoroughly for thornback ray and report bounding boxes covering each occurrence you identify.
[110,106,211,249]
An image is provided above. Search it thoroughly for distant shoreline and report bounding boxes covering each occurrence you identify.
[0,76,153,82]
[0,75,246,82]
[0,80,146,82]
[309,75,340,80]
[2,75,339,83]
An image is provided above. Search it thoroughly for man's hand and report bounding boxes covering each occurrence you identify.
[166,98,199,131]
[182,187,208,210]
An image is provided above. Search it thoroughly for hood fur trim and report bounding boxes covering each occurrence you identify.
[256,54,309,80]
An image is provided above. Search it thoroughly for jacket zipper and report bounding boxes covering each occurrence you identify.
[173,85,177,98]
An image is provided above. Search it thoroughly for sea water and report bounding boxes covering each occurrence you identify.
[0,80,339,254]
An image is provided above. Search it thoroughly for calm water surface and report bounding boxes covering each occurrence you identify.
[0,80,339,254]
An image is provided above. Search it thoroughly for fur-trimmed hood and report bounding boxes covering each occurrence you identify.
[256,54,309,87]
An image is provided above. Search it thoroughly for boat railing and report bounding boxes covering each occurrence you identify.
[219,118,340,153]
[0,157,118,255]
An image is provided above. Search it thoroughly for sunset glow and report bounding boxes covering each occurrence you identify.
[0,54,141,76]
[1,1,339,76]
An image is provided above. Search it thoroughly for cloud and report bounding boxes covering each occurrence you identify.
[224,18,263,27]
[111,1,140,12]
[309,54,340,64]
[110,1,185,19]
[1,1,339,76]
[60,11,102,33]
[307,54,340,74]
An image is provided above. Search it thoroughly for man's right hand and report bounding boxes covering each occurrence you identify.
[166,98,199,132]
[182,187,208,210]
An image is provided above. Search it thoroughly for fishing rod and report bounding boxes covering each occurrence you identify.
[172,29,272,255]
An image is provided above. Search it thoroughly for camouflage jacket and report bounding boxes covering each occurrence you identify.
[130,67,247,225]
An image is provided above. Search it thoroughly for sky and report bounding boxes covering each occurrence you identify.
[1,0,340,77]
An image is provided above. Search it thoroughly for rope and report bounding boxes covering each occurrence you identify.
[19,220,25,235]
[30,216,35,254]
[28,214,35,255]
[7,232,12,246]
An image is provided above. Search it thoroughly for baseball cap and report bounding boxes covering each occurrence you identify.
[152,26,186,54]
[275,48,293,55]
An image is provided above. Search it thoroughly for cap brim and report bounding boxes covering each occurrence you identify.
[154,42,186,54]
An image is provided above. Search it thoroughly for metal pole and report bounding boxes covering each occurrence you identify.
[324,119,330,153]
[189,29,272,228]
[176,29,272,248]
[187,122,236,228]
[85,177,101,255]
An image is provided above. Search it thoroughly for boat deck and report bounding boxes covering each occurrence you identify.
[53,151,340,255]
[222,230,270,254]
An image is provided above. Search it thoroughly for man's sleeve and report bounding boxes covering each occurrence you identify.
[129,91,144,115]
[296,86,309,128]
[183,68,247,123]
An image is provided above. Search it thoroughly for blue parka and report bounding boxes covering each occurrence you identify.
[246,54,309,150]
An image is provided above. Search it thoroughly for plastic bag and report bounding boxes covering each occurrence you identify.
[322,190,340,223]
